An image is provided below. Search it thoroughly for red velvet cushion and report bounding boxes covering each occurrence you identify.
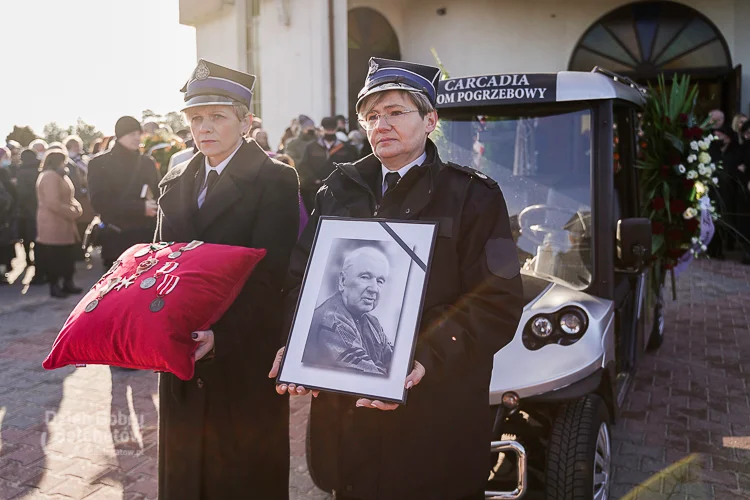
[43,242,266,380]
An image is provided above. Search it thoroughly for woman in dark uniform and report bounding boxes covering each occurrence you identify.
[155,59,299,500]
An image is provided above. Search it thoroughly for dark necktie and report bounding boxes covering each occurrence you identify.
[383,172,400,196]
[205,169,219,198]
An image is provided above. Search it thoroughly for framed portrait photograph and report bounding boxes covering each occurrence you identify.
[277,217,438,404]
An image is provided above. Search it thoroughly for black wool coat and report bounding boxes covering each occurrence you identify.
[88,144,160,262]
[155,140,300,500]
[283,139,525,500]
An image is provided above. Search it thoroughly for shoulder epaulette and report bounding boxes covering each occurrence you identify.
[446,162,498,188]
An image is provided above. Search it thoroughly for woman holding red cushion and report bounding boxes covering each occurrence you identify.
[155,59,300,499]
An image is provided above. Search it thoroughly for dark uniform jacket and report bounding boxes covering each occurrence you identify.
[88,144,159,263]
[302,293,394,375]
[298,138,359,212]
[283,139,524,499]
[155,140,299,500]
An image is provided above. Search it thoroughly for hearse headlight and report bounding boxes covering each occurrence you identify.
[560,311,584,335]
[530,316,554,338]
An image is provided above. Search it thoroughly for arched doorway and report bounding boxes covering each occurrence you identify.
[347,7,400,127]
[569,1,739,115]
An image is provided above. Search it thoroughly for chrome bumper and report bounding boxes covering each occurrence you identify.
[485,440,527,499]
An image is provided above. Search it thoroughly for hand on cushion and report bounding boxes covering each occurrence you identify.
[192,330,215,361]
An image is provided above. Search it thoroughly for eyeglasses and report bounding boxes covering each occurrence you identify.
[358,109,419,131]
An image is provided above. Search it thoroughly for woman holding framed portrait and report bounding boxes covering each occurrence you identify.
[271,58,524,500]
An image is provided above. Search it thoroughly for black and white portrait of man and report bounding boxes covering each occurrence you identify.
[302,242,402,376]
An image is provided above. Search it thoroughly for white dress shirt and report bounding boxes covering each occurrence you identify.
[197,141,243,208]
[381,151,427,196]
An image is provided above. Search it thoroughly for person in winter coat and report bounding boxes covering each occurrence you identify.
[14,149,44,279]
[737,121,750,264]
[87,116,159,269]
[35,151,83,297]
[155,59,299,500]
[0,147,18,284]
[270,58,524,500]
[297,116,360,212]
[284,114,318,169]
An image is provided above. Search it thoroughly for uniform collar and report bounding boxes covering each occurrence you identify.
[380,151,426,183]
[203,140,243,180]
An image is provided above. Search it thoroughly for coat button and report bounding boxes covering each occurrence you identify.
[196,378,204,389]
[405,208,411,214]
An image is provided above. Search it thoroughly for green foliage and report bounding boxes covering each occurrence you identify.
[43,122,70,144]
[638,73,719,298]
[164,111,187,134]
[5,126,38,147]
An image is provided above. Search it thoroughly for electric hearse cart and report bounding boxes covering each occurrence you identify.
[433,68,660,500]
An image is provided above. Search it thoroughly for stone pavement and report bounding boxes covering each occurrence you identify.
[0,244,749,499]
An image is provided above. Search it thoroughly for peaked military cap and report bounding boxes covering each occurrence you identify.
[180,59,256,111]
[356,57,441,112]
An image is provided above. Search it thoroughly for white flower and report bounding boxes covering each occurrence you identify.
[701,244,708,251]
[709,205,716,213]
[690,141,699,151]
[712,177,719,185]
[698,165,707,176]
[691,236,699,244]
[698,152,711,164]
[710,163,716,172]
[695,181,706,196]
[683,207,697,219]
[677,164,686,174]
[699,140,710,151]
[687,154,697,163]
[686,170,697,179]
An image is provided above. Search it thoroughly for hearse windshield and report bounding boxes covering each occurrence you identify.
[434,106,593,290]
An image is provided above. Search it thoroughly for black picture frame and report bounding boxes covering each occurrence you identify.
[277,216,438,404]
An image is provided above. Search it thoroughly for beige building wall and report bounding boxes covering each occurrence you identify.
[182,0,750,143]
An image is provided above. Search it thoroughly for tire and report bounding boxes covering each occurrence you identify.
[646,285,665,351]
[546,395,612,500]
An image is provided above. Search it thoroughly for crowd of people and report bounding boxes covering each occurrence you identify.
[706,109,750,264]
[0,110,373,294]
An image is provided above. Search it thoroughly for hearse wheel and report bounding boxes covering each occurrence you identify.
[546,395,611,500]
[647,285,665,351]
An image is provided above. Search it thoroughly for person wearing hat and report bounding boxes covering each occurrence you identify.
[155,59,299,500]
[297,116,359,213]
[87,116,159,269]
[270,58,524,499]
[284,114,319,172]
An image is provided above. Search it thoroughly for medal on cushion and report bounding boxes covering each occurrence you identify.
[85,276,121,313]
[168,240,204,259]
[116,257,158,291]
[92,260,122,290]
[150,274,180,313]
[134,241,173,258]
[140,261,179,290]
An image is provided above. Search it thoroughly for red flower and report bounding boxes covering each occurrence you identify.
[683,179,695,190]
[665,116,672,125]
[678,113,689,124]
[652,222,665,234]
[667,150,682,165]
[685,218,699,232]
[690,126,703,139]
[640,142,648,150]
[670,199,686,214]
[652,197,665,210]
[667,228,683,241]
